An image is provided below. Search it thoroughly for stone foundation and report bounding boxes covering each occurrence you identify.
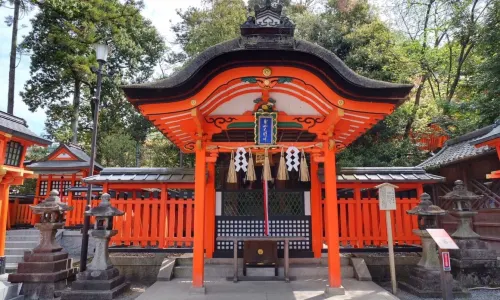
[450,239,500,287]
[110,253,165,285]
[399,265,469,298]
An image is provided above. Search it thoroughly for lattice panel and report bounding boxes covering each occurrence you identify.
[216,217,311,252]
[51,181,60,193]
[62,181,72,196]
[39,181,48,196]
[222,191,304,216]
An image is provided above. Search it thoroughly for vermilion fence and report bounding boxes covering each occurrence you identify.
[64,195,195,247]
[322,197,421,247]
[10,193,420,248]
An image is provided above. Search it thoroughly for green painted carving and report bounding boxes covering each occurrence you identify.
[241,77,257,83]
[277,77,292,83]
[227,122,302,129]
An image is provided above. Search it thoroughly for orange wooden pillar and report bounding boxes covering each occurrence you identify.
[310,155,323,258]
[323,141,343,293]
[0,183,10,259]
[204,161,216,258]
[192,144,206,289]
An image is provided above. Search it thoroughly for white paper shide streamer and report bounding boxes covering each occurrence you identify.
[286,146,300,171]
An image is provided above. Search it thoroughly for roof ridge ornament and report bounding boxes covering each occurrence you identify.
[240,0,295,49]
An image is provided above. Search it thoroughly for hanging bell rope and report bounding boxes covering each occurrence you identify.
[246,149,256,182]
[262,148,272,182]
[300,149,310,182]
[276,147,288,181]
[227,151,238,183]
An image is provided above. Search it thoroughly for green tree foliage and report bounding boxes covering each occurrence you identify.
[99,130,137,167]
[468,1,500,126]
[20,0,165,145]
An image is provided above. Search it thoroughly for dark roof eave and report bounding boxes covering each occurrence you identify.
[122,38,413,103]
[0,124,51,146]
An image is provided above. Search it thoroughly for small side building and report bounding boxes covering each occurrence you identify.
[8,143,103,227]
[419,122,500,251]
[0,111,51,269]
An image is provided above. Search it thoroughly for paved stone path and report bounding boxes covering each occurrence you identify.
[137,278,399,300]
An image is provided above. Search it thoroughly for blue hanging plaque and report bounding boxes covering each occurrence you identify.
[255,112,277,145]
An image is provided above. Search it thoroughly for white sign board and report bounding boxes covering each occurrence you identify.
[427,229,459,250]
[376,183,397,211]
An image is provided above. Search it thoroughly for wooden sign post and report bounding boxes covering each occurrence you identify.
[427,229,459,300]
[375,183,398,295]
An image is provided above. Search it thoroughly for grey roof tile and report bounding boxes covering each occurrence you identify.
[27,143,103,171]
[83,167,196,184]
[318,167,444,183]
[418,123,498,169]
[0,111,51,145]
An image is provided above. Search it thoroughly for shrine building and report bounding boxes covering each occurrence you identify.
[4,1,453,294]
[119,2,418,291]
[0,111,51,271]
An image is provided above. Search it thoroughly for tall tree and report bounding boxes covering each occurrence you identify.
[3,0,32,114]
[21,0,165,144]
[389,0,493,136]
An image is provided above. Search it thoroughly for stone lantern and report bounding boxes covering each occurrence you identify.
[8,190,77,300]
[406,193,446,270]
[61,193,129,300]
[399,193,467,297]
[440,180,499,287]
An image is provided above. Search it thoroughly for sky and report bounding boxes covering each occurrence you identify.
[0,0,386,137]
[0,0,206,135]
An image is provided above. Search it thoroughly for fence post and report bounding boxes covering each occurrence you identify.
[160,184,167,248]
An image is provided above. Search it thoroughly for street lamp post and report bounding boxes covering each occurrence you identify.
[79,43,110,272]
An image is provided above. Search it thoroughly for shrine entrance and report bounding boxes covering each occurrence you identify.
[215,156,312,258]
[121,0,413,292]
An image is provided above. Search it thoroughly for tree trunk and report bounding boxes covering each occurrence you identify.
[71,79,81,144]
[404,74,428,138]
[7,0,21,114]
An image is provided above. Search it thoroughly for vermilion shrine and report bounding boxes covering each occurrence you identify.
[4,1,458,295]
[120,2,419,292]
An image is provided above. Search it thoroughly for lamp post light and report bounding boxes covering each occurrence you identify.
[79,43,111,272]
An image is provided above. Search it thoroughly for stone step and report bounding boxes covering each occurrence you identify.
[5,235,39,242]
[5,248,31,256]
[7,230,39,236]
[5,263,18,274]
[61,281,130,300]
[173,264,355,279]
[5,241,38,249]
[0,280,21,300]
[5,255,24,264]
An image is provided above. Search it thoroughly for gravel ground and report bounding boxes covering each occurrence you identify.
[379,282,500,299]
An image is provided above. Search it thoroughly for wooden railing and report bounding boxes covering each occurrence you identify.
[64,195,195,247]
[322,197,421,247]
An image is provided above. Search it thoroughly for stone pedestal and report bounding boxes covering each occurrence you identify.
[61,230,129,300]
[449,211,499,287]
[442,181,500,287]
[399,229,468,297]
[8,223,77,300]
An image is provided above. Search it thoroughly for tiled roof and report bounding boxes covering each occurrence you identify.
[27,143,103,171]
[318,167,444,183]
[0,111,51,145]
[83,168,195,184]
[471,121,500,146]
[418,124,498,169]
